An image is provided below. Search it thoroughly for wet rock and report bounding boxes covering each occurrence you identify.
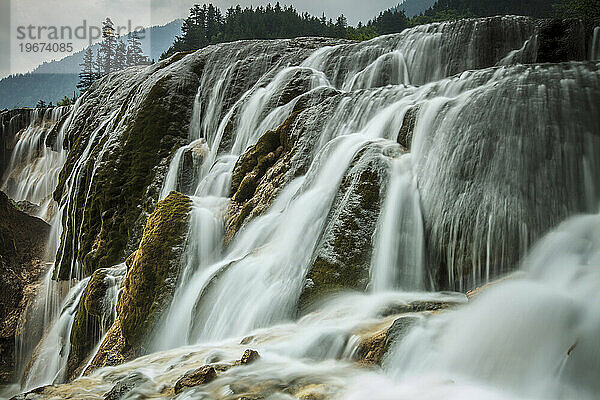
[104,372,150,400]
[239,349,260,365]
[397,105,419,150]
[15,201,41,217]
[0,191,50,383]
[65,291,101,381]
[224,111,303,245]
[85,318,132,374]
[377,300,460,318]
[291,384,332,400]
[0,109,32,179]
[117,192,192,349]
[298,144,400,314]
[86,193,191,372]
[177,139,208,194]
[66,267,125,380]
[354,315,419,365]
[174,365,217,394]
[9,384,53,400]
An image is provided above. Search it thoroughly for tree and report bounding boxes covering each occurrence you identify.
[35,100,46,108]
[77,48,96,92]
[335,14,348,38]
[99,17,117,75]
[555,0,600,22]
[127,32,146,66]
[114,41,127,71]
[94,48,104,78]
[56,96,73,106]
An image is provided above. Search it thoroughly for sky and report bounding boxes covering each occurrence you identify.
[0,0,403,78]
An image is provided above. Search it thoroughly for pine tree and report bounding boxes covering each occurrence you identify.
[126,32,145,66]
[114,40,127,71]
[94,48,104,78]
[77,48,96,92]
[335,15,348,38]
[99,17,117,75]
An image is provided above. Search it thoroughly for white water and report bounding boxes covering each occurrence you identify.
[1,106,71,221]
[5,17,599,399]
[22,277,89,390]
[592,27,600,61]
[362,213,600,400]
[371,153,425,291]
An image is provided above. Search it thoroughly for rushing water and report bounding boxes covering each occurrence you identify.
[3,16,599,399]
[1,106,72,221]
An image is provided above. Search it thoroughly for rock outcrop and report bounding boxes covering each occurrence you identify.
[0,191,50,383]
[225,111,304,245]
[298,144,403,313]
[86,192,192,371]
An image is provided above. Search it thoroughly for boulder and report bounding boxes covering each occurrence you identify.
[354,315,419,366]
[117,191,192,348]
[103,372,150,400]
[174,365,217,394]
[239,349,260,365]
[224,111,303,245]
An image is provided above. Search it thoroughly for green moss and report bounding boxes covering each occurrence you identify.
[54,66,198,280]
[117,191,192,348]
[84,269,109,317]
[298,147,389,314]
[68,282,102,379]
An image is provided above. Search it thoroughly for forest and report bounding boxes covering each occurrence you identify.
[160,0,599,59]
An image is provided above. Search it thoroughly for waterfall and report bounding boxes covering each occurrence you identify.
[151,17,599,350]
[1,106,72,221]
[371,153,425,292]
[21,277,89,390]
[376,213,600,400]
[5,16,599,398]
[592,27,600,61]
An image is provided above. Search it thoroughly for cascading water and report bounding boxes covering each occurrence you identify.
[1,106,72,221]
[21,277,89,390]
[152,16,599,351]
[371,153,425,292]
[592,26,600,61]
[372,212,600,400]
[5,15,600,400]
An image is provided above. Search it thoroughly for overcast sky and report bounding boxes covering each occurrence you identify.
[1,0,402,78]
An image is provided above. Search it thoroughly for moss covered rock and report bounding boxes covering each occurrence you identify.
[224,111,304,245]
[116,191,192,349]
[52,59,202,281]
[298,144,402,314]
[65,265,126,380]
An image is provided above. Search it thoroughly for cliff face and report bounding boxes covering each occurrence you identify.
[0,191,50,383]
